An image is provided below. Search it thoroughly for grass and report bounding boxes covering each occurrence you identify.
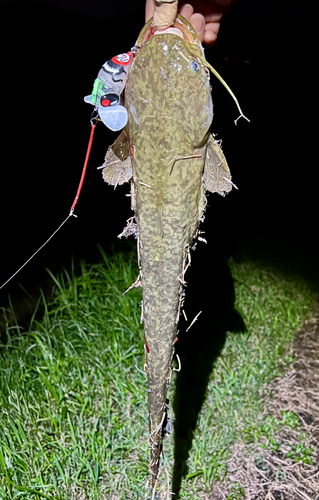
[0,246,318,499]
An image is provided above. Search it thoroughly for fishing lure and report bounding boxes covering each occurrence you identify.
[84,51,133,131]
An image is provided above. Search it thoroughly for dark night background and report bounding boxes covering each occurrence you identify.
[0,0,317,323]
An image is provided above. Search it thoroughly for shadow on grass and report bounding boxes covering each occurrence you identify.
[171,241,246,498]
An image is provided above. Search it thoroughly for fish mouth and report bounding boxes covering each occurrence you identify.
[153,27,184,39]
[137,15,200,47]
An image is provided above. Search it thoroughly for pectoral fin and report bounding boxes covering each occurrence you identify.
[203,134,233,196]
[101,129,132,187]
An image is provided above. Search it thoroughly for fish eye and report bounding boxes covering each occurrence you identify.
[190,60,199,72]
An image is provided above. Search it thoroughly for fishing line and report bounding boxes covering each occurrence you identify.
[0,215,72,290]
[0,120,97,291]
[70,121,97,214]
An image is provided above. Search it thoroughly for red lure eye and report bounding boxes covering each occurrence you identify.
[100,93,119,107]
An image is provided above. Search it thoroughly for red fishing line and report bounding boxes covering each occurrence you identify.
[70,121,96,214]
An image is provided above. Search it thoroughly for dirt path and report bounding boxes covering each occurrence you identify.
[210,315,319,500]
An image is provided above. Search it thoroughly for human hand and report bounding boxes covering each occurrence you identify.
[145,0,236,45]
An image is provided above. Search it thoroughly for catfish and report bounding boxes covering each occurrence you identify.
[102,15,237,487]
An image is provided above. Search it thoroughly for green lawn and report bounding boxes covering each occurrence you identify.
[0,246,318,499]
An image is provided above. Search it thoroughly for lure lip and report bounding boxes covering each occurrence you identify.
[97,105,128,132]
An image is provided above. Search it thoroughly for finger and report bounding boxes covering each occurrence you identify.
[179,3,194,21]
[145,0,154,22]
[204,21,221,45]
[190,13,205,43]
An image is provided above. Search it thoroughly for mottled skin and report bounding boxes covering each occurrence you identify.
[102,15,232,485]
[127,20,212,481]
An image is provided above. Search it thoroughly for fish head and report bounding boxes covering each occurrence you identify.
[125,15,213,149]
